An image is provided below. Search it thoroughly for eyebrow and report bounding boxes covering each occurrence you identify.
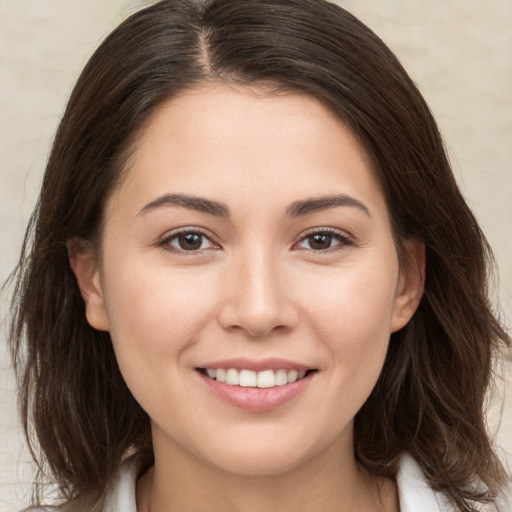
[287,194,371,218]
[138,193,230,217]
[137,193,370,218]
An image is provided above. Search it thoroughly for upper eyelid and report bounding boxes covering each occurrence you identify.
[298,227,353,240]
[161,226,215,240]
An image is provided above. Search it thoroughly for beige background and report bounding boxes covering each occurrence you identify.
[1,1,510,511]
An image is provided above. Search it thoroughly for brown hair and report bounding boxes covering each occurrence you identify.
[8,0,510,510]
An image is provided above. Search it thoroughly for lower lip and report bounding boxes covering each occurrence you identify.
[197,370,315,412]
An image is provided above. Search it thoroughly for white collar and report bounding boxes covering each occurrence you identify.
[396,453,453,511]
[106,457,138,512]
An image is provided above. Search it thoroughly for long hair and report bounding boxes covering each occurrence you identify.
[8,1,510,510]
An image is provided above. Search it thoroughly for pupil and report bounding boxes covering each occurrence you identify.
[310,233,331,250]
[179,233,202,250]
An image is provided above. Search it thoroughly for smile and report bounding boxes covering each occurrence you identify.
[198,368,312,388]
[195,358,318,411]
[196,364,317,411]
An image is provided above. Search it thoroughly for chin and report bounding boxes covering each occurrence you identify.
[208,449,308,477]
[194,430,327,477]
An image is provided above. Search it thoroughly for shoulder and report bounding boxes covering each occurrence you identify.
[397,453,512,512]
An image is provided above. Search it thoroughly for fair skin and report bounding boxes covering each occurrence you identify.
[70,84,424,512]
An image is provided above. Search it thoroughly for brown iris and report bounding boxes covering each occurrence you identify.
[177,232,204,250]
[307,233,333,250]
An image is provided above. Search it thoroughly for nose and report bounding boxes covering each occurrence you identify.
[217,250,299,338]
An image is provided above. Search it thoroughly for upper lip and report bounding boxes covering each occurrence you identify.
[197,357,315,372]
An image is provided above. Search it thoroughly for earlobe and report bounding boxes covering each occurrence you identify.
[67,239,110,331]
[391,239,425,333]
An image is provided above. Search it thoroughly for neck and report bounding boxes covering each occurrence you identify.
[136,427,399,512]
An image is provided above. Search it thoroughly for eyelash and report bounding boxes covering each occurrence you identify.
[158,227,354,254]
[159,228,218,253]
[295,228,354,252]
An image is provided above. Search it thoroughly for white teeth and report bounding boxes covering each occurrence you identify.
[203,368,311,387]
[287,370,298,383]
[275,369,288,386]
[239,369,257,387]
[226,368,239,385]
[257,369,275,388]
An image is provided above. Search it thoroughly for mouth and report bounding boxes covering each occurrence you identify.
[196,366,317,411]
[197,367,317,389]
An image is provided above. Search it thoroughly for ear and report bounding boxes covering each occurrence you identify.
[67,238,110,331]
[391,238,425,333]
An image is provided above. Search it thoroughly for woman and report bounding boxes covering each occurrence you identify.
[8,0,511,511]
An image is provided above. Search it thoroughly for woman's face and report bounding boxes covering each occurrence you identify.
[73,84,423,476]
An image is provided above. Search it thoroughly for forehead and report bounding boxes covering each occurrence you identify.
[109,83,385,218]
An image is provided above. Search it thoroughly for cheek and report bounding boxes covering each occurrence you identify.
[101,256,218,367]
[99,259,222,423]
[302,260,397,333]
[296,255,398,378]
[301,270,397,431]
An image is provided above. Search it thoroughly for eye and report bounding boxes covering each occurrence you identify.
[161,229,218,252]
[295,229,353,251]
